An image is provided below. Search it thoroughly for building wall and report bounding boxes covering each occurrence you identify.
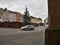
[2,11,10,22]
[31,17,42,24]
[0,22,23,28]
[16,13,23,22]
[0,8,4,22]
[20,15,23,22]
[44,18,48,24]
[37,20,42,24]
[0,12,3,22]
[0,8,23,22]
[16,13,21,22]
[48,0,60,28]
[10,13,16,22]
[31,18,37,23]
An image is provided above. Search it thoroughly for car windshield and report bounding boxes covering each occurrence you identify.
[25,26,27,27]
[25,25,34,28]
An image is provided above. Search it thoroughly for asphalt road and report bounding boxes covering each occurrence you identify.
[0,31,45,45]
[0,26,46,36]
[0,26,45,45]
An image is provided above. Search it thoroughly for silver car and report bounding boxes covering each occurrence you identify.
[21,25,35,31]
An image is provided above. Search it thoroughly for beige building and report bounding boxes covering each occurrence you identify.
[36,18,42,24]
[30,16,42,24]
[30,16,37,23]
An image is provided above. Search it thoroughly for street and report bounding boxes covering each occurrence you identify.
[0,26,46,45]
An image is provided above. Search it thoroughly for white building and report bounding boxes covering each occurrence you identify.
[0,8,17,22]
[10,12,16,22]
[0,13,3,22]
[2,10,10,22]
[0,8,10,22]
[0,8,23,22]
[44,17,48,27]
[0,8,4,22]
[44,18,48,24]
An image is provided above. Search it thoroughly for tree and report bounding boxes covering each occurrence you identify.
[23,7,31,25]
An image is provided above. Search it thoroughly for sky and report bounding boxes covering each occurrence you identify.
[0,0,48,20]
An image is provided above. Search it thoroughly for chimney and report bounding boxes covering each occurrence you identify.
[4,8,7,11]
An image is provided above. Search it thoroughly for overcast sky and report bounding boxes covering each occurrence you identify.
[0,0,48,20]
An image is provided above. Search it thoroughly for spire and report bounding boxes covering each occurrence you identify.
[25,6,28,13]
[24,6,30,16]
[26,7,28,12]
[24,6,29,15]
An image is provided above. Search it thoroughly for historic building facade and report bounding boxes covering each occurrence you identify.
[9,11,16,22]
[30,16,42,24]
[0,8,3,22]
[0,8,10,22]
[16,13,23,22]
[0,8,24,22]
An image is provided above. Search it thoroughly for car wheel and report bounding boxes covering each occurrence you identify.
[32,28,34,31]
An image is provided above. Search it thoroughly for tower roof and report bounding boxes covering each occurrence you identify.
[25,7,29,13]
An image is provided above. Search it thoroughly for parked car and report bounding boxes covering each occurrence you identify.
[21,25,35,31]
